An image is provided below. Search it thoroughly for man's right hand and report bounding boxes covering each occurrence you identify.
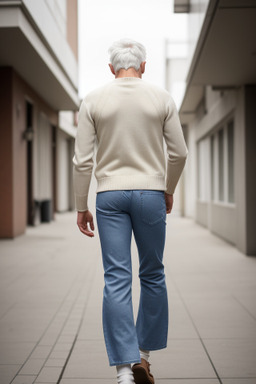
[164,192,173,214]
[77,210,95,237]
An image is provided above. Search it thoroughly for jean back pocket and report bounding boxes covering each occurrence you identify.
[140,190,166,225]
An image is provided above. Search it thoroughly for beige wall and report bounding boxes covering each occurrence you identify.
[57,130,71,211]
[0,68,13,237]
[0,67,58,238]
[67,0,78,60]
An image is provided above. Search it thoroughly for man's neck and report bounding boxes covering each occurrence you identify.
[115,68,141,79]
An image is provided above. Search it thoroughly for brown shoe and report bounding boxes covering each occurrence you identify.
[132,358,155,384]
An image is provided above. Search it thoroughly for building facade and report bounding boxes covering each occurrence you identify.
[0,0,79,238]
[170,0,256,255]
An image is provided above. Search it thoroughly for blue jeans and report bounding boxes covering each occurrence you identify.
[96,190,168,366]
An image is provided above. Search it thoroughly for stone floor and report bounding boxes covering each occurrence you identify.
[0,211,256,384]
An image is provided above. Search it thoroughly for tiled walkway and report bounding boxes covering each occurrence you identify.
[0,212,256,384]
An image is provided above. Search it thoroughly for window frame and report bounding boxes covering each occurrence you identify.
[197,115,235,206]
[210,117,235,205]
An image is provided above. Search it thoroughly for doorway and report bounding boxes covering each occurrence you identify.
[26,101,34,225]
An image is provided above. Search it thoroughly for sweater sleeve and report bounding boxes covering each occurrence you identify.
[72,98,96,212]
[163,96,188,195]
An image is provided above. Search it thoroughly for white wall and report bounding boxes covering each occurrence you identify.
[57,112,77,211]
[183,121,197,219]
[59,111,77,138]
[23,0,78,88]
[57,129,71,211]
[33,112,53,201]
[187,0,209,65]
[184,85,247,248]
[45,0,67,35]
[165,42,190,109]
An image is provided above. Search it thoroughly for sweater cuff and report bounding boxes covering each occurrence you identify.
[74,194,89,212]
[165,184,175,195]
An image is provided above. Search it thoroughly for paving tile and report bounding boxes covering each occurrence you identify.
[78,304,103,340]
[62,339,113,379]
[11,375,37,384]
[35,366,63,382]
[0,365,21,384]
[30,345,52,359]
[181,296,256,338]
[1,213,256,383]
[60,380,114,384]
[167,298,199,339]
[39,332,60,346]
[0,307,54,343]
[0,301,14,319]
[204,339,256,378]
[152,381,219,384]
[57,334,76,343]
[0,342,35,364]
[52,342,73,351]
[60,379,220,384]
[45,358,66,367]
[49,349,70,359]
[232,293,256,319]
[63,339,217,380]
[150,340,217,379]
[169,274,231,297]
[19,358,45,375]
[222,380,256,384]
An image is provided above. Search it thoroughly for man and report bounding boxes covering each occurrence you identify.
[73,38,188,384]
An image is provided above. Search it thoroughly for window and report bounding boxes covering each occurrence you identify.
[218,128,224,201]
[210,135,215,200]
[209,118,235,204]
[227,120,234,203]
[197,138,210,202]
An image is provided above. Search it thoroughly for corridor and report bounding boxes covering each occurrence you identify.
[0,212,256,384]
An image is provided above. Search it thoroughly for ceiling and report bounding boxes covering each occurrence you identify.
[0,7,80,111]
[179,0,256,123]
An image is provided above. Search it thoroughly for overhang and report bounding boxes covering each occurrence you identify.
[177,0,256,124]
[174,0,190,13]
[0,4,80,110]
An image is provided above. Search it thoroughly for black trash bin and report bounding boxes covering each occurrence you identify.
[41,200,52,222]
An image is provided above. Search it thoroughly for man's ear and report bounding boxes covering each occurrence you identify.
[109,63,115,75]
[140,61,146,74]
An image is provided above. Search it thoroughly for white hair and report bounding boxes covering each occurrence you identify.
[108,38,146,73]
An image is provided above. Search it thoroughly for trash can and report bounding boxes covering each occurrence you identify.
[41,200,52,222]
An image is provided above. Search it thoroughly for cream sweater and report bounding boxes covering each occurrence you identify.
[72,77,188,212]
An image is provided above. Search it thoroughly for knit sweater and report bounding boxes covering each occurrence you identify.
[72,77,188,212]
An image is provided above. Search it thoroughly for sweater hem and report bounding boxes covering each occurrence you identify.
[96,175,166,193]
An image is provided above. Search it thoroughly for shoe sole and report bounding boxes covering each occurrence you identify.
[132,366,154,384]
